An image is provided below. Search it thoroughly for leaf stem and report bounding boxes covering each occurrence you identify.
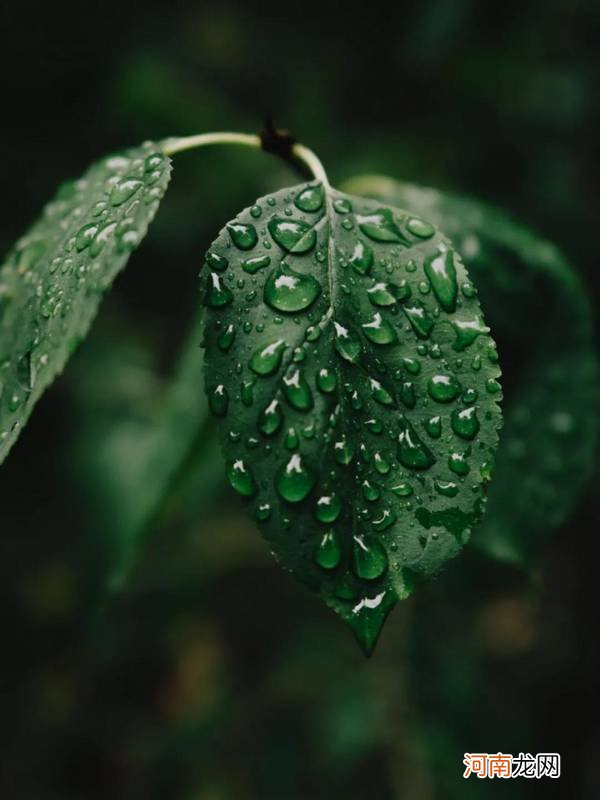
[163,131,330,187]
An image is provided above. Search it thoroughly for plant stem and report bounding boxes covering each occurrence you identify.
[163,131,330,186]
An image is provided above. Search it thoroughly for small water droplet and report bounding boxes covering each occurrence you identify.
[362,312,398,345]
[217,324,236,352]
[242,255,271,274]
[372,508,397,532]
[349,240,374,275]
[205,272,233,308]
[362,480,381,502]
[424,248,458,312]
[434,479,459,497]
[317,368,337,393]
[258,399,283,435]
[448,450,470,476]
[206,252,228,272]
[295,184,324,212]
[315,493,342,523]
[451,406,480,439]
[403,300,435,339]
[110,178,143,206]
[424,415,442,438]
[397,417,435,469]
[407,217,435,238]
[356,208,408,244]
[333,322,362,363]
[282,368,314,411]
[367,280,410,307]
[451,317,489,351]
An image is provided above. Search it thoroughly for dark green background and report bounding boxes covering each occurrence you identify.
[0,1,598,798]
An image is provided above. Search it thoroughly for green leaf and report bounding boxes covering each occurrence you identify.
[342,176,598,563]
[201,182,502,653]
[0,143,172,464]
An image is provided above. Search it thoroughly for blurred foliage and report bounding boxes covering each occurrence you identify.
[0,1,598,798]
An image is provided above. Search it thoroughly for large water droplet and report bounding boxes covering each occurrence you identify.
[205,272,233,308]
[258,399,283,435]
[424,415,442,438]
[314,530,342,570]
[295,184,324,212]
[352,535,388,579]
[397,417,436,469]
[275,453,316,502]
[208,384,228,417]
[264,263,321,313]
[362,312,397,345]
[434,479,459,497]
[451,406,480,439]
[370,378,395,406]
[367,280,411,307]
[402,300,434,339]
[249,339,286,375]
[206,252,228,272]
[227,222,258,250]
[334,437,355,465]
[449,451,470,475]
[349,240,374,275]
[372,508,397,532]
[362,480,381,502]
[428,373,461,403]
[226,459,257,497]
[356,208,408,244]
[282,369,313,411]
[424,248,458,312]
[268,217,316,253]
[75,223,98,251]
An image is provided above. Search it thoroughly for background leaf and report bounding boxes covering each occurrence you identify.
[201,182,502,652]
[342,176,598,563]
[0,143,171,464]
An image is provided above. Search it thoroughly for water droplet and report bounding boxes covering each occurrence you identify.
[75,223,98,251]
[205,272,233,308]
[352,535,388,579]
[403,357,421,375]
[258,399,283,435]
[268,217,316,253]
[282,369,313,411]
[317,368,336,393]
[424,415,442,438]
[362,312,397,345]
[264,263,321,313]
[334,322,362,363]
[242,255,271,274]
[333,197,352,213]
[397,417,436,470]
[255,502,271,521]
[240,380,254,406]
[451,317,489,351]
[389,482,413,497]
[428,373,461,403]
[226,459,257,497]
[367,280,410,307]
[424,249,458,312]
[407,218,435,238]
[315,493,342,523]
[334,437,355,465]
[434,479,459,497]
[372,508,397,532]
[284,427,300,450]
[249,339,286,375]
[217,324,236,352]
[451,406,480,439]
[110,178,143,206]
[370,378,395,406]
[402,300,434,339]
[206,252,228,272]
[362,480,381,502]
[349,240,374,275]
[364,418,383,434]
[486,378,501,395]
[275,453,316,502]
[295,184,324,212]
[399,381,416,409]
[357,208,408,244]
[373,452,391,475]
[227,222,258,250]
[314,530,342,570]
[448,451,470,476]
[208,384,228,417]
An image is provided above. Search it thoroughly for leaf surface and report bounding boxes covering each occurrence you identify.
[201,182,502,652]
[342,176,597,563]
[0,143,171,464]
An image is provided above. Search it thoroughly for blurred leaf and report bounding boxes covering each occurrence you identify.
[202,181,502,653]
[0,144,171,464]
[343,176,598,563]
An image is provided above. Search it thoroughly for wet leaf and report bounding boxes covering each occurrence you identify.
[201,182,502,653]
[0,144,171,464]
[343,176,598,563]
